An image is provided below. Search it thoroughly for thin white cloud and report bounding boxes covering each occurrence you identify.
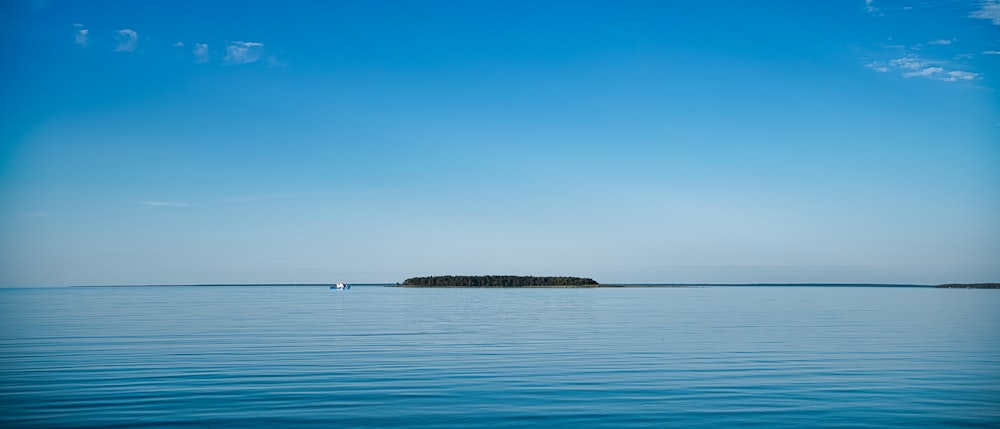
[142,201,191,207]
[888,56,926,70]
[865,0,877,14]
[114,29,138,52]
[943,70,980,81]
[65,26,278,68]
[866,62,890,72]
[866,55,980,82]
[73,23,88,46]
[193,43,210,63]
[224,41,264,64]
[970,0,1000,25]
[984,50,1000,55]
[916,66,980,81]
[902,66,945,77]
[912,39,955,49]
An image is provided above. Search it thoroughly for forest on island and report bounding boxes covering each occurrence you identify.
[400,276,599,287]
[936,283,1000,288]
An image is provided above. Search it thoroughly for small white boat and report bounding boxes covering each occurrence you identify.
[331,281,350,290]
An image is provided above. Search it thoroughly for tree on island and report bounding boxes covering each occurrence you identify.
[400,275,599,287]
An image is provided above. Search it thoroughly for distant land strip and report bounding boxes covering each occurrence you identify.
[935,283,1000,289]
[397,276,599,287]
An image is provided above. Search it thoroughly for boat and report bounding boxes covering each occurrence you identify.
[331,281,350,290]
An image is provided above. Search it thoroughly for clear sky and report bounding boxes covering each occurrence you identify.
[2,0,998,286]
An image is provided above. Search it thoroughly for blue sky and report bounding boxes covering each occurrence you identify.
[2,0,998,286]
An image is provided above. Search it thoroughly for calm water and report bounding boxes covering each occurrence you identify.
[1,285,998,428]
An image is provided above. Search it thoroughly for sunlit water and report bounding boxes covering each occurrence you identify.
[1,285,997,428]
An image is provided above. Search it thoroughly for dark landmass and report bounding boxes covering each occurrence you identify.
[398,276,599,287]
[935,283,1000,289]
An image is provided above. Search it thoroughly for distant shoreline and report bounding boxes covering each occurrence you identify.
[399,275,599,287]
[934,283,1000,289]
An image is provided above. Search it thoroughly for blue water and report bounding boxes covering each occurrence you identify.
[1,285,998,428]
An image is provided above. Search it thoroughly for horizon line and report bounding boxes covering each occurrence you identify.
[37,282,944,288]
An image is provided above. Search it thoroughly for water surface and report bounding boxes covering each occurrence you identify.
[1,285,997,427]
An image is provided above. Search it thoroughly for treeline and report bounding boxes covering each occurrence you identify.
[936,283,1000,289]
[400,276,599,287]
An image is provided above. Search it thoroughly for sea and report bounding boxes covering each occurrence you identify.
[0,285,997,428]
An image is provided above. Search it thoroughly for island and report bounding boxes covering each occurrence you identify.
[935,283,1000,289]
[396,275,600,288]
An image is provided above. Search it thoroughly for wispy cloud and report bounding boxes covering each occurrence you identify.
[193,43,210,63]
[970,0,1000,25]
[114,29,138,52]
[866,55,980,82]
[902,66,945,78]
[865,0,878,14]
[142,201,191,207]
[868,64,890,73]
[73,23,88,46]
[984,50,1000,55]
[224,41,264,64]
[942,70,980,81]
[889,57,930,70]
[67,26,276,67]
[909,39,956,51]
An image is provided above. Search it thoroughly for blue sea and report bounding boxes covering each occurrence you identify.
[1,285,997,428]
